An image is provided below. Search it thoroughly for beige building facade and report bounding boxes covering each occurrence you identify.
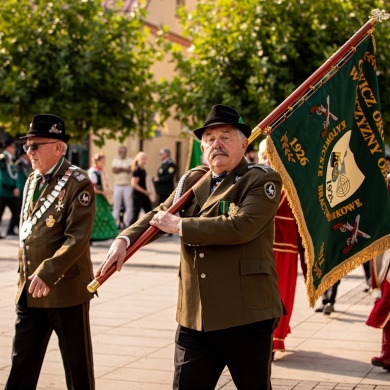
[90,0,197,186]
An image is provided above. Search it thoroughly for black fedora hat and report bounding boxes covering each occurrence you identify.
[20,114,69,143]
[193,104,252,140]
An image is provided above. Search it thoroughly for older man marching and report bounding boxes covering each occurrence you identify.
[5,114,96,390]
[96,104,284,389]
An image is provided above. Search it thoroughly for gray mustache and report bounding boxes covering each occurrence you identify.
[211,149,228,159]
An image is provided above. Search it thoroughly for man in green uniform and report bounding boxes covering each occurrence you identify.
[153,147,176,203]
[6,150,32,235]
[5,114,96,390]
[0,139,19,237]
[96,104,284,389]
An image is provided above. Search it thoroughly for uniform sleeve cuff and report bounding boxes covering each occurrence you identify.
[117,236,130,248]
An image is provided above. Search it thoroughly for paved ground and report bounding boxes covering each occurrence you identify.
[0,212,389,389]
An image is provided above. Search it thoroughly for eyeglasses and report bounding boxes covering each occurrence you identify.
[23,142,57,153]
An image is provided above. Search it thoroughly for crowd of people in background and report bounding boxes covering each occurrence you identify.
[0,138,31,238]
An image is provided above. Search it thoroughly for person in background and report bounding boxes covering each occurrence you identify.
[153,147,176,204]
[259,138,302,357]
[314,280,341,315]
[0,139,20,237]
[365,167,390,371]
[129,151,153,225]
[7,150,32,235]
[244,143,257,163]
[366,250,390,371]
[88,152,118,243]
[5,114,96,390]
[362,260,372,293]
[111,145,133,229]
[95,104,284,389]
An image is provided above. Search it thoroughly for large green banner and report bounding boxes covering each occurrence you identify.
[268,36,390,306]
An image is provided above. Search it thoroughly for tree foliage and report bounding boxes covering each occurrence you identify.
[161,0,390,143]
[0,0,162,145]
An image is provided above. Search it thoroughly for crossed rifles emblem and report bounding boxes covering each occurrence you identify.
[310,95,338,138]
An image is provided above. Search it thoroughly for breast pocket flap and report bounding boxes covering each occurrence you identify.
[240,259,272,276]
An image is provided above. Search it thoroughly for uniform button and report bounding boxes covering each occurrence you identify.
[201,273,206,278]
[27,261,31,265]
[26,245,29,250]
[199,253,205,258]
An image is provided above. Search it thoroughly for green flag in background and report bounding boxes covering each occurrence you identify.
[186,137,204,170]
[268,36,390,307]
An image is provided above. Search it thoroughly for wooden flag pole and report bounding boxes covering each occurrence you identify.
[248,10,388,144]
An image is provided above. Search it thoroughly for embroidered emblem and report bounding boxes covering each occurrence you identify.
[264,182,276,199]
[78,191,91,206]
[228,203,239,217]
[46,215,56,227]
[55,200,64,211]
[58,189,66,201]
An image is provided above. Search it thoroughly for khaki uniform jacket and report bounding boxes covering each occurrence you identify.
[122,158,284,331]
[16,159,96,308]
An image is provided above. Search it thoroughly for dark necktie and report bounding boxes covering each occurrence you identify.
[36,173,52,184]
[211,172,227,193]
[33,174,52,202]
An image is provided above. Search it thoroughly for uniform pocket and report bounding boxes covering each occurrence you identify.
[62,264,80,279]
[240,258,273,310]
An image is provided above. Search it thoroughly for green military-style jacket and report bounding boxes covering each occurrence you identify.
[15,157,31,199]
[16,159,96,308]
[0,152,17,198]
[154,159,176,198]
[121,158,284,332]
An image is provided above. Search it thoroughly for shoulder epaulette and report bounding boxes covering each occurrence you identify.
[247,163,274,173]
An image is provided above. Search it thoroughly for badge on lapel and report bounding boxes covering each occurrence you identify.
[219,200,239,217]
[228,203,239,217]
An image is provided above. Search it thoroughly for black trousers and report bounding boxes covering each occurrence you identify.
[173,319,277,390]
[0,196,20,234]
[130,193,152,225]
[322,279,341,305]
[5,291,94,390]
